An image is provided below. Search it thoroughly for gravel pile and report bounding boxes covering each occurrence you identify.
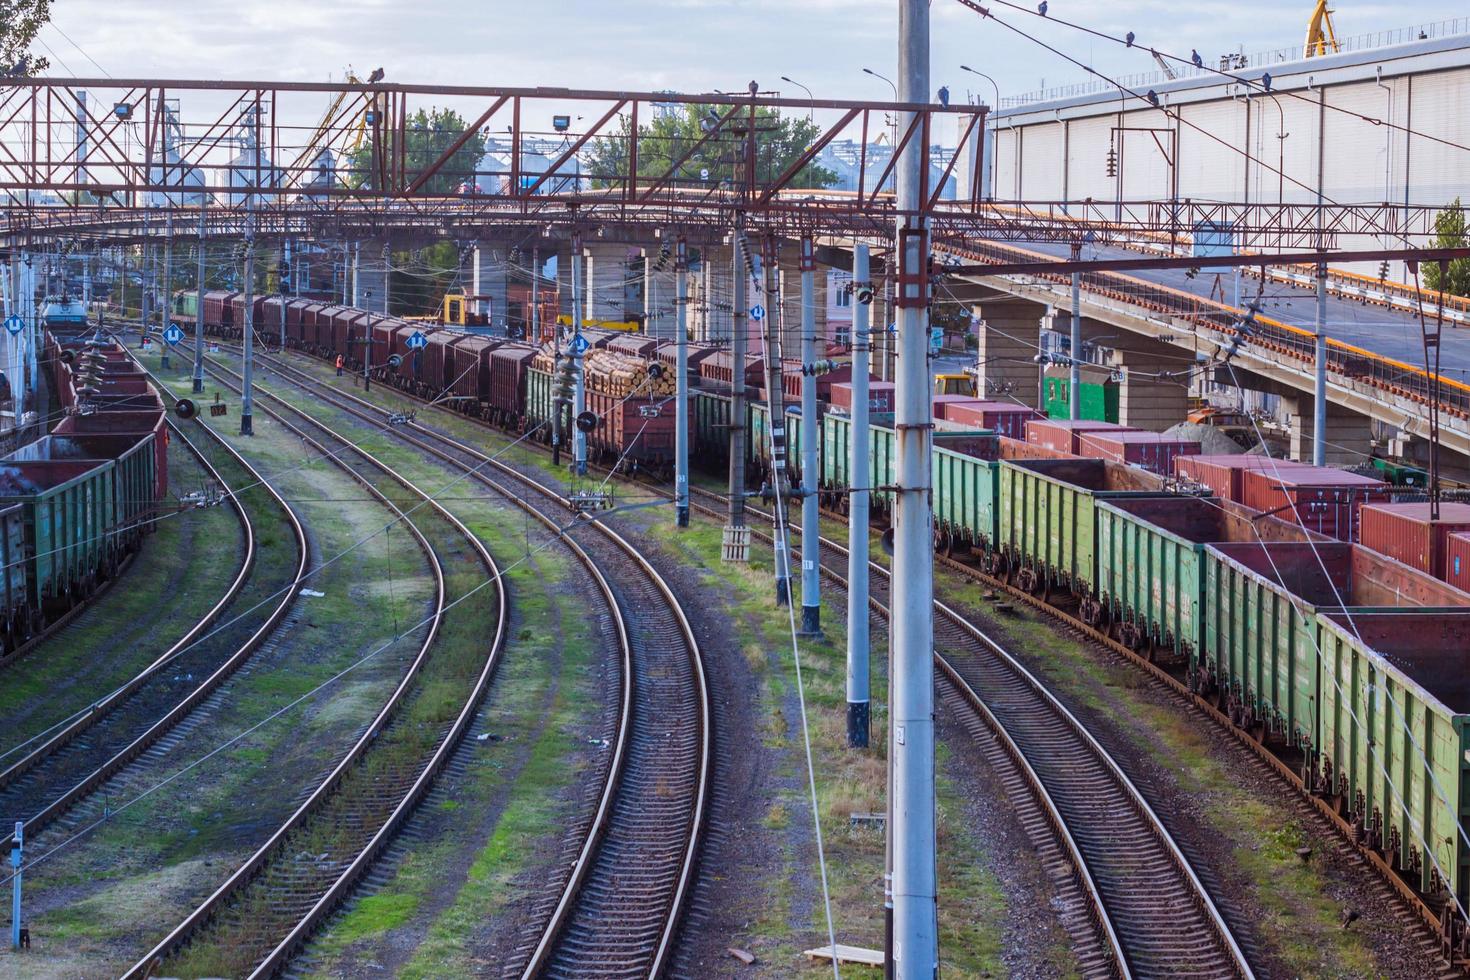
[1162,421,1249,455]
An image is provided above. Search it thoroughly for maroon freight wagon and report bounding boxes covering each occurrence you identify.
[699,352,764,389]
[1077,431,1200,476]
[487,344,539,425]
[1239,465,1391,542]
[583,388,692,473]
[1025,418,1138,455]
[447,335,502,407]
[52,409,168,501]
[1358,502,1470,582]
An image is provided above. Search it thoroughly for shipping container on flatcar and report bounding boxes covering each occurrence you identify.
[1314,610,1470,903]
[1201,540,1469,752]
[1078,430,1201,476]
[1240,465,1391,541]
[1025,418,1139,455]
[831,381,895,414]
[1358,502,1470,582]
[1173,454,1309,504]
[943,400,1043,440]
[1450,532,1470,593]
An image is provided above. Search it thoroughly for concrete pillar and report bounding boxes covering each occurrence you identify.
[583,241,632,324]
[471,243,509,327]
[973,298,1045,407]
[354,240,389,314]
[1284,395,1374,465]
[555,242,575,320]
[1107,345,1189,432]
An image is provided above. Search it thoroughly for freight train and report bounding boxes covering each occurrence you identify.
[179,289,1470,918]
[0,314,170,652]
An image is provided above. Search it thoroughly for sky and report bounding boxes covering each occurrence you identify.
[35,0,1463,108]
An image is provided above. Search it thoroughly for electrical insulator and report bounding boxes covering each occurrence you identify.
[1378,261,1390,281]
[1105,146,1118,178]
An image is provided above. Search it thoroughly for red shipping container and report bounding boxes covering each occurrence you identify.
[1358,502,1470,580]
[1172,455,1312,503]
[945,401,1042,440]
[832,381,895,414]
[1077,431,1201,476]
[1240,465,1391,542]
[1447,532,1470,593]
[1025,418,1136,454]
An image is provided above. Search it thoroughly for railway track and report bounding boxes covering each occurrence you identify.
[209,345,711,979]
[124,352,504,978]
[691,485,1254,978]
[0,400,309,849]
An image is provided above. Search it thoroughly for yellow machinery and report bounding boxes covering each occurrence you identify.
[1304,0,1341,57]
[439,287,489,327]
[555,313,642,333]
[934,372,976,396]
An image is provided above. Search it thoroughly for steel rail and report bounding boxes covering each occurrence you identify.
[233,345,710,978]
[126,351,461,978]
[0,371,310,841]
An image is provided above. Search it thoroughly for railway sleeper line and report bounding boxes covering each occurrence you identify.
[211,346,711,980]
[0,386,309,851]
[127,353,507,979]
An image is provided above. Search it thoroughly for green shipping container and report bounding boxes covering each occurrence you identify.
[1043,367,1119,423]
[998,457,1169,596]
[1202,541,1470,752]
[1316,611,1470,901]
[0,459,116,606]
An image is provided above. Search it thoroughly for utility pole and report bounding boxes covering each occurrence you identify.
[363,300,375,393]
[193,206,206,393]
[1070,241,1082,420]
[240,216,255,436]
[9,821,21,952]
[572,233,587,476]
[889,0,938,974]
[1313,262,1327,466]
[760,235,792,606]
[140,211,151,345]
[675,236,691,527]
[724,227,750,562]
[279,238,291,350]
[531,245,541,342]
[799,235,822,634]
[848,243,872,749]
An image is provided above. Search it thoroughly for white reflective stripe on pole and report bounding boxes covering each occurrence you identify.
[800,240,821,634]
[847,244,871,749]
[1313,263,1327,467]
[675,238,690,526]
[572,241,587,475]
[892,0,938,975]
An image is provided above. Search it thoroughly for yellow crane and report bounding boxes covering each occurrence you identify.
[287,69,379,189]
[1304,0,1341,58]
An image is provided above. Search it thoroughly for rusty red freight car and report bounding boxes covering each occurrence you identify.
[1077,430,1201,476]
[1173,455,1310,504]
[1358,502,1470,582]
[1025,418,1139,455]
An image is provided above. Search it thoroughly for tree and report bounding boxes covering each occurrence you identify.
[0,1,50,77]
[583,104,836,192]
[346,107,488,195]
[1424,197,1470,298]
[388,241,463,317]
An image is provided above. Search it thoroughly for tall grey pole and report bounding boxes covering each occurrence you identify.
[240,215,255,436]
[890,0,938,974]
[726,230,749,557]
[162,212,173,332]
[193,207,206,393]
[531,245,541,341]
[847,243,872,749]
[140,213,152,345]
[799,236,822,634]
[279,238,290,350]
[9,821,20,951]
[1313,262,1327,466]
[760,236,792,606]
[1069,243,1081,420]
[572,234,587,475]
[675,237,691,527]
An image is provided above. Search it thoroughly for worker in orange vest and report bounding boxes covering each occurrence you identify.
[335,353,344,377]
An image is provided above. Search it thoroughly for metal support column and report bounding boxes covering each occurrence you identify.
[240,216,255,436]
[848,243,872,749]
[1069,243,1081,420]
[572,234,587,476]
[279,238,291,349]
[9,822,20,951]
[799,236,822,634]
[140,212,151,344]
[760,236,791,606]
[193,207,206,392]
[530,245,541,342]
[725,229,750,561]
[1313,262,1327,467]
[675,237,691,527]
[889,0,938,974]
